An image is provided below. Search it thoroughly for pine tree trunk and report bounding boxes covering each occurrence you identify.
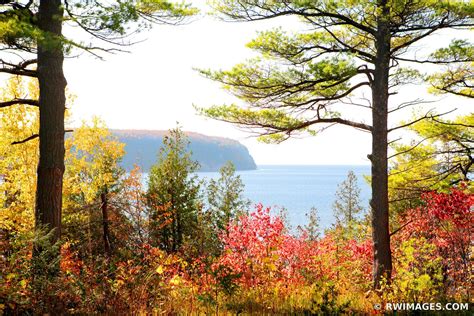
[370,0,392,288]
[34,0,66,266]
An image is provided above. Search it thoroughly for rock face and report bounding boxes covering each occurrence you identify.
[111,130,257,172]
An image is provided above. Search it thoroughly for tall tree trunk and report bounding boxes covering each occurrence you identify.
[370,0,392,288]
[34,0,66,267]
[101,189,112,258]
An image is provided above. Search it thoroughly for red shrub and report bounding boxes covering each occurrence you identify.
[396,186,473,297]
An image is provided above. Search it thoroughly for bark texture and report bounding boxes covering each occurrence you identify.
[35,0,66,245]
[370,0,392,287]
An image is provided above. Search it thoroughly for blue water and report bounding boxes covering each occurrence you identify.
[196,165,371,230]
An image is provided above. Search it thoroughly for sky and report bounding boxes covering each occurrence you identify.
[61,1,471,166]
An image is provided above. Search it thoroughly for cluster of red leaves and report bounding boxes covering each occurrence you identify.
[396,187,473,296]
[206,204,372,293]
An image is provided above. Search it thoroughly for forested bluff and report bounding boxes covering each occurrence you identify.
[111,129,257,172]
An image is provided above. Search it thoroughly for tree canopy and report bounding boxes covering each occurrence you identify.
[200,0,472,140]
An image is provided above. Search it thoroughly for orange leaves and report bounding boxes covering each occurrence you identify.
[59,242,83,277]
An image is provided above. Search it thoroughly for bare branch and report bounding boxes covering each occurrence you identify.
[388,109,456,133]
[430,117,474,128]
[388,137,402,146]
[388,134,443,160]
[0,66,37,77]
[389,219,413,237]
[309,117,372,132]
[11,134,39,145]
[0,99,39,108]
[310,19,375,61]
[391,17,447,55]
[217,5,376,35]
[394,56,474,65]
[11,129,73,145]
[388,98,438,114]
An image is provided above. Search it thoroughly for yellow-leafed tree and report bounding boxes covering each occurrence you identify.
[0,77,39,235]
[63,117,126,259]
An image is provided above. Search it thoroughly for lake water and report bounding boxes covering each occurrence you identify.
[196,165,372,230]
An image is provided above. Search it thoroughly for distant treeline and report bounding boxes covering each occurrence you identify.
[111,129,257,172]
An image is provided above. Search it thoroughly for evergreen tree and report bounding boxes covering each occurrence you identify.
[332,171,364,226]
[146,128,201,253]
[276,206,292,234]
[207,161,249,231]
[196,161,249,256]
[304,207,320,241]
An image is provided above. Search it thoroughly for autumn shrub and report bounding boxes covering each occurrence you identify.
[1,236,197,314]
[384,237,444,304]
[191,204,375,313]
[55,242,196,314]
[2,188,471,314]
[214,205,317,288]
[1,231,33,314]
[394,186,473,300]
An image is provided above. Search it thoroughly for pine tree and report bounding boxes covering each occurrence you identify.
[207,161,249,231]
[304,207,320,241]
[332,171,364,227]
[146,128,201,253]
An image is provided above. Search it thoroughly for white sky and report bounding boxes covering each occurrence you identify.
[61,1,471,165]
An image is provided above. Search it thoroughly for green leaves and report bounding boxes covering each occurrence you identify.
[247,28,346,63]
[0,1,197,56]
[200,56,358,108]
[68,0,196,36]
[430,39,474,62]
[200,0,472,139]
[0,9,39,50]
[146,127,202,252]
[388,113,473,213]
[197,49,365,141]
[392,237,443,302]
[138,0,198,17]
[426,39,474,98]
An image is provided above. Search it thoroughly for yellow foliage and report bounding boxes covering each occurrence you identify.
[0,77,39,233]
[63,116,125,207]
